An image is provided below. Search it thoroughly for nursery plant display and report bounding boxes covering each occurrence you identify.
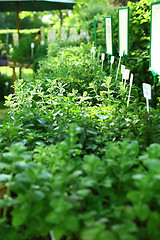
[0,43,160,239]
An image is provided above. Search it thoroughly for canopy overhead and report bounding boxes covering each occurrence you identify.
[0,0,76,32]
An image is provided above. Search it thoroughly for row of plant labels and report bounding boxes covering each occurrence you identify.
[12,26,90,48]
[91,46,151,112]
[98,2,160,82]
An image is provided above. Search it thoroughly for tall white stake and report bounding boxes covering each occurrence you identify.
[127,73,134,107]
[101,53,105,69]
[115,49,123,81]
[143,83,151,113]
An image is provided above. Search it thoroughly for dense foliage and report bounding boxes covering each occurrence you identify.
[0,12,48,29]
[0,74,11,101]
[0,44,160,239]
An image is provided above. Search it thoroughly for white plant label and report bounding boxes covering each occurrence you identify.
[143,83,151,99]
[31,43,34,48]
[13,32,19,46]
[110,56,114,76]
[111,56,114,64]
[91,47,96,55]
[121,65,125,84]
[116,50,124,81]
[118,7,129,55]
[105,17,113,55]
[61,27,67,40]
[101,53,105,61]
[116,55,122,81]
[31,42,34,58]
[150,2,160,75]
[40,40,45,45]
[143,83,151,113]
[48,29,57,43]
[123,69,130,88]
[69,27,78,42]
[121,65,125,74]
[123,69,130,80]
[127,73,134,107]
[101,53,105,69]
[119,49,124,57]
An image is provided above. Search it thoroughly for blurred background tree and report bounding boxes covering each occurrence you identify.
[0,11,49,29]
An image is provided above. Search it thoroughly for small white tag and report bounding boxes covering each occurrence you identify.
[129,73,133,86]
[123,69,130,80]
[143,83,151,100]
[111,56,114,64]
[119,49,123,57]
[101,53,105,61]
[127,73,134,107]
[40,40,45,45]
[5,82,9,87]
[121,65,125,74]
[31,43,35,48]
[90,47,96,54]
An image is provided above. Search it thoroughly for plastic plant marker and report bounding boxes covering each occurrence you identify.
[119,49,124,57]
[50,231,56,240]
[111,56,114,64]
[118,7,129,56]
[13,32,19,46]
[31,42,34,58]
[91,47,96,55]
[61,26,67,40]
[101,53,105,69]
[48,29,57,43]
[116,51,123,81]
[121,64,125,83]
[40,40,45,45]
[110,55,114,76]
[127,73,133,107]
[121,65,125,74]
[143,83,151,113]
[105,16,113,56]
[149,2,160,106]
[102,53,105,61]
[123,69,130,88]
[69,27,78,42]
[150,2,160,77]
[31,43,34,48]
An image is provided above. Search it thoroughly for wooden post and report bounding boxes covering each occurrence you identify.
[16,2,20,34]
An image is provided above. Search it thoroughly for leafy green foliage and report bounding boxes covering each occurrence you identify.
[0,44,160,239]
[0,74,11,101]
[11,35,47,72]
[127,0,153,90]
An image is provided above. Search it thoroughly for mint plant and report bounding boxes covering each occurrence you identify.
[0,44,160,239]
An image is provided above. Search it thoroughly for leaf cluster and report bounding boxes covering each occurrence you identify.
[0,43,160,239]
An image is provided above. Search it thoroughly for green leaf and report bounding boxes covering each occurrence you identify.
[65,215,80,232]
[77,189,91,197]
[0,174,10,183]
[147,144,160,158]
[99,231,117,240]
[12,204,30,227]
[135,204,150,221]
[147,211,160,238]
[127,191,140,204]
